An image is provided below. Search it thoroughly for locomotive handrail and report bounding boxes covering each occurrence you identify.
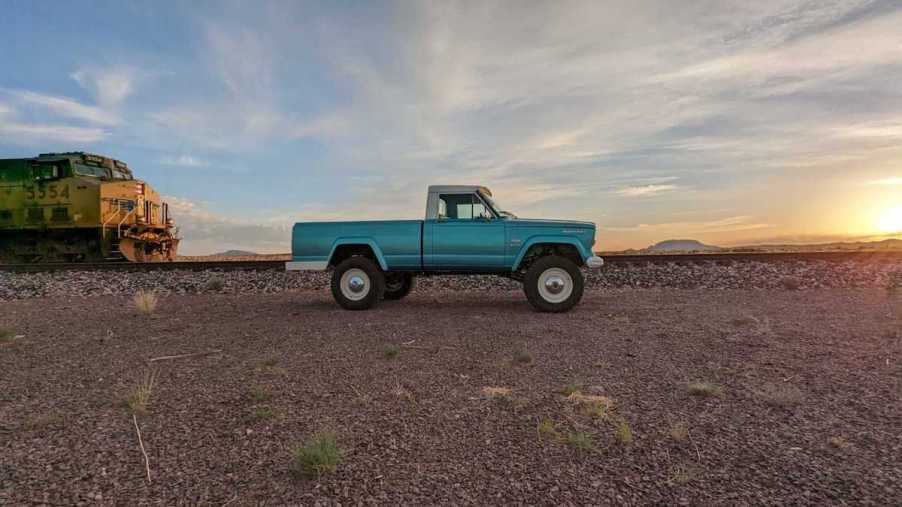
[116,207,136,238]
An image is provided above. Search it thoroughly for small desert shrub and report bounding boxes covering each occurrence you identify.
[290,432,340,478]
[262,357,279,367]
[668,464,693,486]
[564,431,595,452]
[758,382,803,408]
[614,419,633,445]
[513,347,533,364]
[250,386,272,402]
[780,276,802,290]
[251,405,275,422]
[687,381,723,397]
[669,422,689,442]
[537,418,558,438]
[204,277,225,291]
[22,412,65,431]
[383,344,400,360]
[133,290,158,314]
[829,436,849,449]
[126,370,157,415]
[0,328,13,343]
[561,383,582,396]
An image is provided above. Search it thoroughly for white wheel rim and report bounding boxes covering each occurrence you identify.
[538,267,573,304]
[340,268,370,301]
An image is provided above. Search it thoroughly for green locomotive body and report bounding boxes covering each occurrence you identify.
[0,152,178,263]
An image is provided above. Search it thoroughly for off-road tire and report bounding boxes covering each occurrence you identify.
[523,255,584,313]
[384,273,415,300]
[331,256,385,310]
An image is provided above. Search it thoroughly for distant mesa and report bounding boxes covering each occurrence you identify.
[644,239,722,253]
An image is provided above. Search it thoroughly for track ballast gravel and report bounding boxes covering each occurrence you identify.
[1,258,901,300]
[1,288,901,505]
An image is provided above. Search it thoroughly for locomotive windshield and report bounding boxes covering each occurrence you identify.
[74,163,109,178]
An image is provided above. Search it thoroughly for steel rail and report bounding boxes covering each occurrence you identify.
[1,251,901,273]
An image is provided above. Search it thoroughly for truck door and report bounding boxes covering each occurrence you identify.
[424,192,506,270]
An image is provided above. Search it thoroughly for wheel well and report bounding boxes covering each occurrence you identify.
[329,244,378,267]
[516,243,583,272]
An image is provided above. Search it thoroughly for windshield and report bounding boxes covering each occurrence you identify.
[479,191,517,219]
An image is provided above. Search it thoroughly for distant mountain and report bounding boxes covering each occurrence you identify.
[213,250,258,257]
[645,239,721,252]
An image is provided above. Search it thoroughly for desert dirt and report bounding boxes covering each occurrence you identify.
[1,288,901,505]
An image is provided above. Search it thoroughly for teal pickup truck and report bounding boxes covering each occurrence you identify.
[287,185,603,312]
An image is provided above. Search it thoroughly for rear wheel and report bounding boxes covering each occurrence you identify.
[331,256,385,310]
[384,273,415,300]
[523,255,584,312]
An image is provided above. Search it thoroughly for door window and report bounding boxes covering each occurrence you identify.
[438,194,494,220]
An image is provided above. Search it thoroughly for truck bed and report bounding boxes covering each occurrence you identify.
[291,220,423,270]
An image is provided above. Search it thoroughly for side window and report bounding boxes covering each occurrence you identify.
[438,194,493,220]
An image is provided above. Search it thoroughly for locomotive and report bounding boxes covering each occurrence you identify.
[0,152,179,262]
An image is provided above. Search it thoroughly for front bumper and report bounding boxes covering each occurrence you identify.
[586,256,604,269]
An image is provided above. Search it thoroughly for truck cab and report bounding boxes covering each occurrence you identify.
[287,185,603,312]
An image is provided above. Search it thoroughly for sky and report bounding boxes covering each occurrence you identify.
[1,0,901,254]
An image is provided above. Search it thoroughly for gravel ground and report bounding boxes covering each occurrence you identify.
[2,259,901,300]
[1,288,901,505]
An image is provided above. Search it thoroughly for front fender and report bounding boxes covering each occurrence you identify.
[328,237,389,270]
[511,236,592,271]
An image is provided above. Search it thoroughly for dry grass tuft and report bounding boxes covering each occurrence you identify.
[560,383,583,396]
[687,381,723,397]
[887,271,902,295]
[537,418,558,438]
[126,370,158,415]
[0,328,14,344]
[250,386,272,402]
[829,436,850,449]
[383,344,400,360]
[669,421,689,442]
[257,357,287,376]
[614,418,633,445]
[290,432,340,478]
[393,384,415,402]
[250,405,275,422]
[563,431,595,452]
[133,290,158,314]
[668,464,694,486]
[482,386,512,399]
[21,412,65,431]
[757,382,803,408]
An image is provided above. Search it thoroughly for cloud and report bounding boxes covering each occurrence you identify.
[606,215,771,235]
[869,177,902,186]
[71,66,137,107]
[617,184,679,197]
[12,90,118,125]
[161,155,209,168]
[0,122,107,144]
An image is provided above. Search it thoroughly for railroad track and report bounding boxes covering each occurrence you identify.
[1,251,901,273]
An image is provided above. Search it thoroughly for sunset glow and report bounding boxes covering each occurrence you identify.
[877,207,902,233]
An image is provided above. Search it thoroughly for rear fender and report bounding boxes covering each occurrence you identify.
[328,238,389,270]
[511,236,591,271]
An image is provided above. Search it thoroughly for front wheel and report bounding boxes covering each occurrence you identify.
[331,257,386,310]
[384,273,415,300]
[523,255,584,312]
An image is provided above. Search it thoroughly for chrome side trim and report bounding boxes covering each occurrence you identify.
[286,261,329,271]
[586,256,605,269]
